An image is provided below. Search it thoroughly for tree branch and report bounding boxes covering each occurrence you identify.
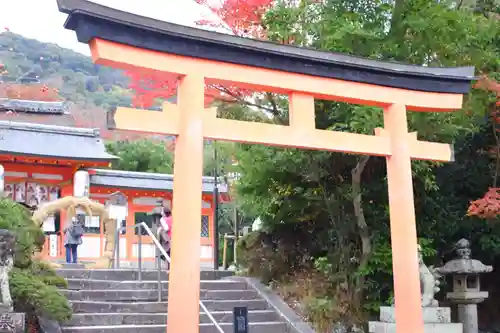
[214,86,277,114]
[351,155,372,303]
[214,85,289,124]
[265,92,280,116]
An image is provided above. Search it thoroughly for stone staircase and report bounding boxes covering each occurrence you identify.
[55,267,293,333]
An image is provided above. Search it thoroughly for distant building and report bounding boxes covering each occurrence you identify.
[0,120,228,263]
[0,97,174,143]
[0,98,68,114]
[0,75,40,84]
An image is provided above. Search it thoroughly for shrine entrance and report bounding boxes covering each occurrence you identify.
[58,1,474,333]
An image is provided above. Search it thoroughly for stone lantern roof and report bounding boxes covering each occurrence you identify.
[436,239,493,275]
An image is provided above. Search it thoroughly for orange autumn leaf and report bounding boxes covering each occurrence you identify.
[468,188,500,219]
[126,0,272,108]
[0,83,61,102]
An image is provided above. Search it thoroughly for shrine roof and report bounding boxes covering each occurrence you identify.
[58,0,475,94]
[0,121,117,161]
[88,168,229,193]
[0,98,69,115]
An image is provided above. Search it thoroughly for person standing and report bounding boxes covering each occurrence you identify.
[64,217,84,264]
[158,207,173,266]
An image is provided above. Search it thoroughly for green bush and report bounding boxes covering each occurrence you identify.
[237,229,437,328]
[10,268,71,322]
[236,231,290,283]
[303,296,338,333]
[0,198,72,321]
[0,199,45,268]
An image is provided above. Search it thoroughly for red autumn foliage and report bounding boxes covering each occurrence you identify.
[468,188,500,219]
[124,69,253,108]
[125,70,179,108]
[194,0,273,38]
[0,82,61,102]
[125,0,272,108]
[468,76,500,218]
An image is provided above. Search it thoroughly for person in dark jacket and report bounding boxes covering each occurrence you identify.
[64,217,83,263]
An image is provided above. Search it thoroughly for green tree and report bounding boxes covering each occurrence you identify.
[0,31,132,107]
[221,0,499,327]
[0,198,71,322]
[106,138,238,176]
[106,139,175,173]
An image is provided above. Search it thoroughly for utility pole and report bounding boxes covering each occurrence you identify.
[212,141,219,270]
[233,203,239,265]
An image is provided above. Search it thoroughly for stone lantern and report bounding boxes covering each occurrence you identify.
[106,191,128,233]
[436,239,493,333]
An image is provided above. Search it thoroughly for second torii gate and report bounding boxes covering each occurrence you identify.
[58,1,474,333]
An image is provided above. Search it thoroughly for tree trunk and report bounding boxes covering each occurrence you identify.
[390,0,405,36]
[351,155,372,304]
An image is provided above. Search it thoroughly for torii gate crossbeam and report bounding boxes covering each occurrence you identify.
[58,1,475,333]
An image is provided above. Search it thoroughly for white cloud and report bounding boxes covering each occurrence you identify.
[0,0,222,55]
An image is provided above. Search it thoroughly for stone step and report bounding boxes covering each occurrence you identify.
[56,269,233,281]
[66,310,280,326]
[65,279,246,291]
[62,289,259,302]
[58,263,87,269]
[369,322,462,333]
[379,306,452,324]
[71,299,269,313]
[61,322,286,333]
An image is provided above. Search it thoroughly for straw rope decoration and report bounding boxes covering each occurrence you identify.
[31,196,112,268]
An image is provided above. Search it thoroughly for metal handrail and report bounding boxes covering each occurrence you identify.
[113,222,225,333]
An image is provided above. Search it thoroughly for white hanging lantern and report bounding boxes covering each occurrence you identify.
[0,165,4,196]
[73,170,90,198]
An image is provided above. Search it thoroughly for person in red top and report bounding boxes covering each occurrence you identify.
[159,207,172,267]
[161,207,173,238]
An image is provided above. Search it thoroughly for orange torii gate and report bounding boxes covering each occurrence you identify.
[58,1,474,332]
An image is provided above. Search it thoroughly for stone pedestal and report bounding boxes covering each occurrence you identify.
[369,306,462,333]
[0,312,25,333]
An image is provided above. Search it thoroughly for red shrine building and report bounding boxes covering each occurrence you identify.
[0,118,228,264]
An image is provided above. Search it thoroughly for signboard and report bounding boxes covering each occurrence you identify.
[2,182,59,206]
[106,192,128,234]
[0,313,15,332]
[49,234,58,257]
[0,312,24,333]
[233,307,248,333]
[108,205,127,220]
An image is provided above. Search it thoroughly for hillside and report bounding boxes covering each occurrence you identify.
[0,32,133,108]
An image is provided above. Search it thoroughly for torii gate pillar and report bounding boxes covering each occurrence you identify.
[384,104,422,326]
[58,2,475,333]
[167,75,205,327]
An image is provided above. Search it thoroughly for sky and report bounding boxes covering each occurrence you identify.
[0,0,221,55]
